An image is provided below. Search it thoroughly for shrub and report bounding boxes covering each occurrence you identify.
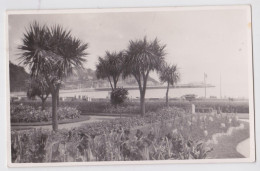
[110,88,128,106]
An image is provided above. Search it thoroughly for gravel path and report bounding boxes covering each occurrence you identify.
[236,119,250,158]
[12,115,119,130]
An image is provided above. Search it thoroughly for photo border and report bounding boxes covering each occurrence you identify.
[5,5,255,167]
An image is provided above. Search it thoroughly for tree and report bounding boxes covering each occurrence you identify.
[96,51,125,90]
[159,63,180,107]
[123,37,166,116]
[19,22,88,131]
[27,76,50,110]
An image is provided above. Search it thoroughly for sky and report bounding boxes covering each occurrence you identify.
[8,7,252,98]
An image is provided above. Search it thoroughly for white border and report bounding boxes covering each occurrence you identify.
[5,5,255,167]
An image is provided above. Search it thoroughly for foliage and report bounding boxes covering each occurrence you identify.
[96,51,125,90]
[19,22,88,80]
[12,100,250,114]
[104,105,139,114]
[27,77,50,99]
[159,63,180,107]
[159,63,180,86]
[110,88,129,106]
[19,21,88,131]
[11,104,81,123]
[123,36,166,115]
[11,106,242,163]
[26,76,50,110]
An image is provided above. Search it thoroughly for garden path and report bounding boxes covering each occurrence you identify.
[236,119,250,158]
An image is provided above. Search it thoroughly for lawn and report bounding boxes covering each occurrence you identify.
[207,121,250,159]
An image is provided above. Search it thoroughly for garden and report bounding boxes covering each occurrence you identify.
[11,106,249,163]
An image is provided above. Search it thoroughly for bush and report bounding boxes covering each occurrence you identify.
[110,88,128,106]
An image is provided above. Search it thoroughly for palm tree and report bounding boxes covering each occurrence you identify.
[159,63,180,107]
[48,25,88,107]
[96,51,125,90]
[123,37,166,116]
[19,22,88,131]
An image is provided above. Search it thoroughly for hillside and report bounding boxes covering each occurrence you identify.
[63,68,160,89]
[9,63,160,91]
[9,62,29,92]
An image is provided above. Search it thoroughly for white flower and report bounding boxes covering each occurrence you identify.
[172,129,178,135]
[220,123,226,128]
[209,116,214,122]
[203,130,208,137]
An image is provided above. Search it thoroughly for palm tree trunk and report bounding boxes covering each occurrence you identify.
[140,91,145,116]
[166,82,170,108]
[113,79,117,90]
[42,98,46,111]
[52,91,58,131]
[57,89,60,108]
[107,77,114,90]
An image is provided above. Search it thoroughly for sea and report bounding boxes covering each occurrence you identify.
[10,85,249,100]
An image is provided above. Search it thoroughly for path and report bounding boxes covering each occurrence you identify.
[236,119,250,158]
[11,115,119,130]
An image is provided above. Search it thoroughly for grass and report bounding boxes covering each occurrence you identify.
[207,121,250,159]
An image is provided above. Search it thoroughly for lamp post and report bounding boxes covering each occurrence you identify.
[204,73,207,99]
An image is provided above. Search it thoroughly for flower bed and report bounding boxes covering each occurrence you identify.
[11,104,81,123]
[11,107,242,163]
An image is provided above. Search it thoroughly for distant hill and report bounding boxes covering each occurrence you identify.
[9,63,160,91]
[63,68,160,89]
[9,62,29,92]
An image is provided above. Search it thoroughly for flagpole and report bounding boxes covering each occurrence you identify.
[220,73,222,99]
[204,72,207,99]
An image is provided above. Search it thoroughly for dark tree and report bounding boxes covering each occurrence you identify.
[19,22,88,131]
[159,63,180,107]
[123,37,166,116]
[96,51,125,90]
